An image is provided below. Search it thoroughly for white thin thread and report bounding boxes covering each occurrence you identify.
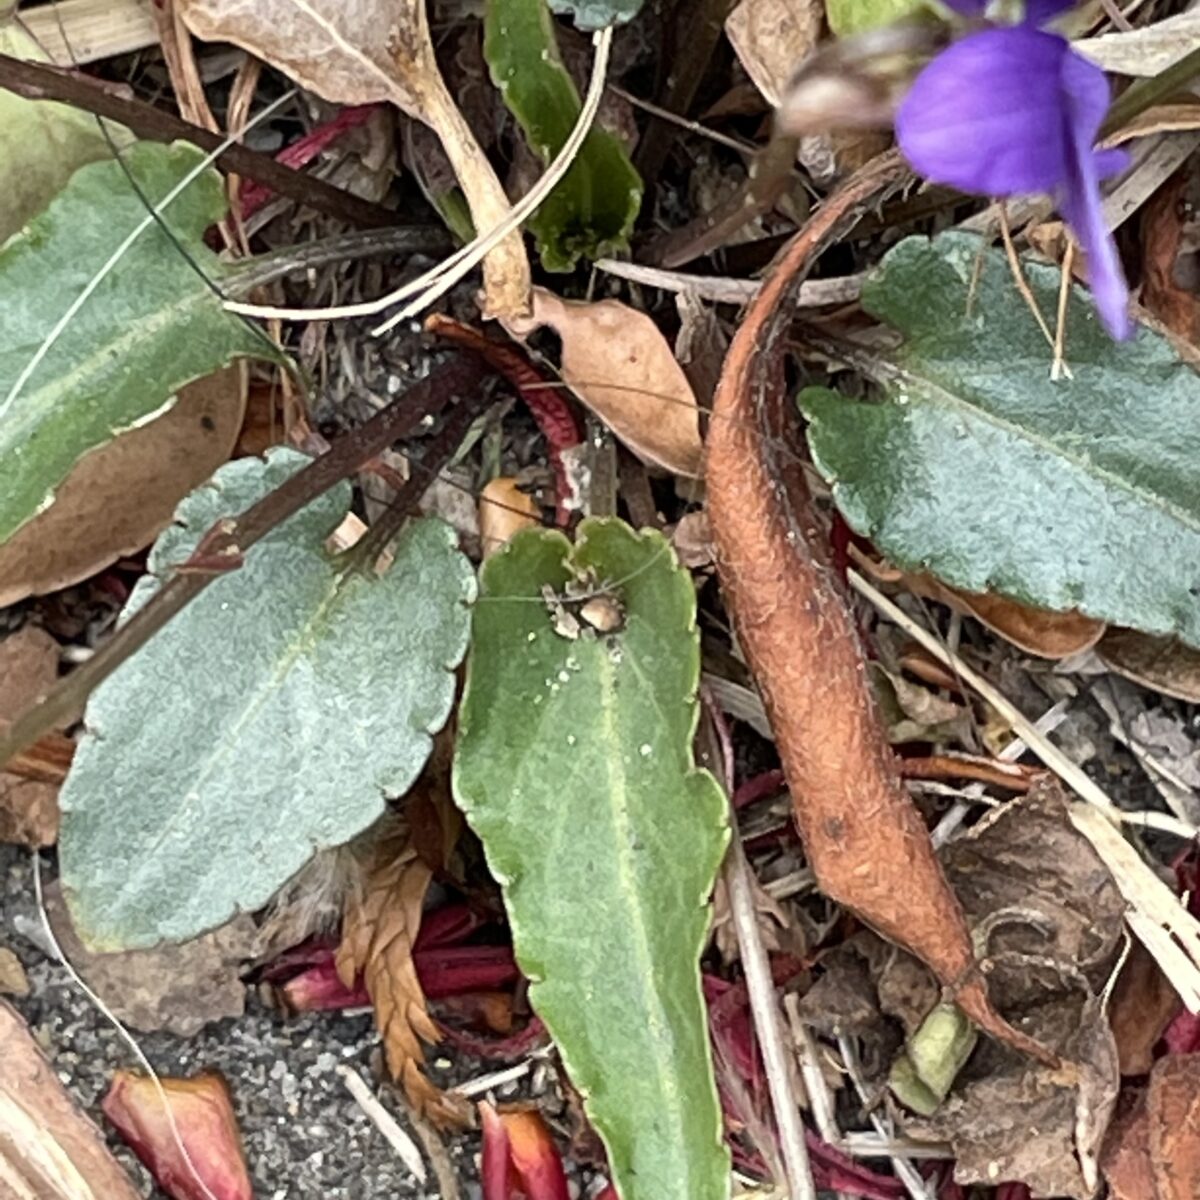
[1,88,297,420]
[32,851,223,1200]
[223,26,614,328]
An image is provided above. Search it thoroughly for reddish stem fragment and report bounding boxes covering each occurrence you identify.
[103,1071,253,1200]
[479,1102,571,1200]
[704,150,1055,1067]
[425,314,582,525]
[238,105,381,218]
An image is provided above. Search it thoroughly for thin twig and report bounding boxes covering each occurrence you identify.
[336,1067,427,1184]
[783,995,841,1147]
[0,356,485,770]
[595,258,867,308]
[394,1092,461,1200]
[1051,241,1076,382]
[997,203,1057,353]
[837,1036,936,1200]
[0,53,400,229]
[723,832,817,1200]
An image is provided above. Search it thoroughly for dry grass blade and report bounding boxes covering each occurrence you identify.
[336,819,465,1126]
[848,568,1200,1012]
[706,148,1055,1066]
[178,0,530,317]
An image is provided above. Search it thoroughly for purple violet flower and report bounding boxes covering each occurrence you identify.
[895,6,1132,340]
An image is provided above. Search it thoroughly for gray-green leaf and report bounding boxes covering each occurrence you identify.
[801,232,1200,646]
[59,449,475,951]
[547,0,644,29]
[0,140,276,546]
[453,518,730,1200]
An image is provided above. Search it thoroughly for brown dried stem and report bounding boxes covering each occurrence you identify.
[0,356,486,772]
[705,148,1055,1065]
[0,52,402,229]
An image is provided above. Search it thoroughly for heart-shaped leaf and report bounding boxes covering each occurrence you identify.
[802,232,1200,646]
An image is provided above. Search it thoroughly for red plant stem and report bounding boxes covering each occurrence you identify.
[425,314,582,525]
[733,769,787,810]
[436,1016,547,1060]
[414,945,519,998]
[239,105,381,217]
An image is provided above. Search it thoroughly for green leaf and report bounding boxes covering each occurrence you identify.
[546,0,644,29]
[59,448,475,951]
[485,0,642,271]
[800,231,1200,645]
[0,24,134,242]
[825,0,924,36]
[453,518,730,1200]
[0,140,276,547]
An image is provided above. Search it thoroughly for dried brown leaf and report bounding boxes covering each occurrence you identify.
[706,150,1053,1065]
[44,883,255,1037]
[479,477,540,559]
[335,819,462,1124]
[0,367,247,608]
[103,1070,252,1200]
[1097,627,1200,703]
[509,287,704,477]
[725,0,822,107]
[1109,942,1180,1075]
[1102,1096,1156,1200]
[0,947,29,997]
[1141,157,1200,345]
[0,626,62,847]
[0,1000,142,1200]
[177,0,530,317]
[901,787,1123,1198]
[1148,1053,1200,1200]
[904,571,1106,659]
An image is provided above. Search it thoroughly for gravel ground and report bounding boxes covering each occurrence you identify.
[1,845,493,1200]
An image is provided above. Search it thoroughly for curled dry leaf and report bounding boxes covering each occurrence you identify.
[44,882,256,1038]
[0,625,62,847]
[1104,1054,1200,1200]
[903,572,1106,659]
[103,1070,252,1200]
[177,0,530,317]
[1097,627,1200,703]
[1140,139,1200,343]
[725,0,822,107]
[335,816,467,1126]
[1,1001,142,1199]
[508,286,704,477]
[0,366,248,608]
[479,477,541,558]
[480,1101,571,1200]
[1108,942,1180,1075]
[705,151,1054,1065]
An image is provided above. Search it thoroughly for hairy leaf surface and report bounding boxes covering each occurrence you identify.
[60,449,474,950]
[802,233,1200,645]
[454,518,729,1200]
[0,141,273,545]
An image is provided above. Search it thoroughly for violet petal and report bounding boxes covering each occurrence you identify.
[1058,48,1131,338]
[896,28,1078,196]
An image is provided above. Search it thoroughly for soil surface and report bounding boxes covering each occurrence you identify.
[1,845,500,1200]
